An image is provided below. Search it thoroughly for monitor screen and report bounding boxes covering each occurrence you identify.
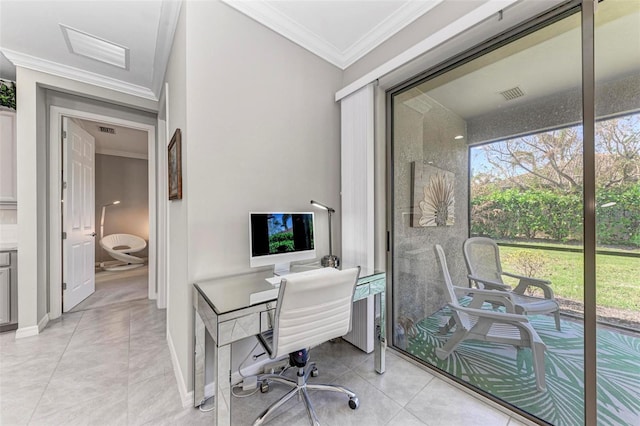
[249,212,315,269]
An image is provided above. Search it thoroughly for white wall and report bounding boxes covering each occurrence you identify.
[163,0,189,397]
[15,67,157,333]
[165,0,343,393]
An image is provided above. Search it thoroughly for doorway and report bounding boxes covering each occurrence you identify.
[48,106,160,320]
[68,117,150,312]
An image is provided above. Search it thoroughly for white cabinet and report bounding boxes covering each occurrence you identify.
[0,251,16,329]
[0,267,9,324]
[0,110,17,205]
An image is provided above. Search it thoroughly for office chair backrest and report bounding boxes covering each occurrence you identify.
[272,267,360,359]
[463,237,504,284]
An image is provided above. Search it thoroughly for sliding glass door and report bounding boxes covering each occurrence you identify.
[388,1,639,424]
[594,1,640,424]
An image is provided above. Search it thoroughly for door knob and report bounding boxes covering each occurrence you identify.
[88,232,96,237]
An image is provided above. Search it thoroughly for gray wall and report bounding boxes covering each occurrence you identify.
[392,93,469,336]
[165,0,344,391]
[95,154,149,262]
[164,0,189,391]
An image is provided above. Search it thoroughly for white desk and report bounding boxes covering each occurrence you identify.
[192,268,386,426]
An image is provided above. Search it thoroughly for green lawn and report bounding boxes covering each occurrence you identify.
[499,246,640,311]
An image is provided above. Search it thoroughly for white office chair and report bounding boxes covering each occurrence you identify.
[254,267,361,426]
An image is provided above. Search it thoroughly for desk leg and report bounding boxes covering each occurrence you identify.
[374,292,386,374]
[214,343,232,426]
[194,310,206,407]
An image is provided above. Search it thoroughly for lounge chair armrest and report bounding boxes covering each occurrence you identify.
[452,286,517,313]
[467,274,511,291]
[503,272,555,299]
[455,305,529,322]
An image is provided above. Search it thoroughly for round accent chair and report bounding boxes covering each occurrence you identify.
[100,233,147,271]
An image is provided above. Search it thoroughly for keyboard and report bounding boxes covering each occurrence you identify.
[265,276,282,286]
[265,267,337,287]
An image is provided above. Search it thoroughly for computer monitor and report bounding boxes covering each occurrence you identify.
[249,212,315,275]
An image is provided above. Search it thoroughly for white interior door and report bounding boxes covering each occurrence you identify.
[63,117,96,312]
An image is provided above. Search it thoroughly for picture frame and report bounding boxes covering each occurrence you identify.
[168,128,182,200]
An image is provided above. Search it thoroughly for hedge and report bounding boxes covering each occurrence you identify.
[471,184,640,247]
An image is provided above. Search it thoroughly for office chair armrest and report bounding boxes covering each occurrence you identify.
[453,286,517,313]
[503,272,554,299]
[467,274,512,291]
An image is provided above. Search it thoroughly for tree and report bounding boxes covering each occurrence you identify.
[477,113,640,193]
[482,127,582,192]
[595,115,640,187]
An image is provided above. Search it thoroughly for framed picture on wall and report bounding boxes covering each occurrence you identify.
[168,128,182,200]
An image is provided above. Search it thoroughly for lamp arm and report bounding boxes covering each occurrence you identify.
[100,205,107,241]
[327,210,333,256]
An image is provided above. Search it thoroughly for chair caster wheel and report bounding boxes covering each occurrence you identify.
[348,397,359,409]
[260,381,269,393]
[311,367,319,377]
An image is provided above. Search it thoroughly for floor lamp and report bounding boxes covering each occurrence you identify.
[99,200,120,267]
[310,200,340,268]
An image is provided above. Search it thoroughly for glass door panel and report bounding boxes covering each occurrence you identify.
[595,1,640,424]
[390,11,585,424]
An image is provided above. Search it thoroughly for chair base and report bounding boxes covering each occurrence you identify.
[254,362,358,426]
[101,262,144,272]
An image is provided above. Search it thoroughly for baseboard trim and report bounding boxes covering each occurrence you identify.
[167,329,193,408]
[38,313,50,332]
[15,325,39,339]
[14,313,50,339]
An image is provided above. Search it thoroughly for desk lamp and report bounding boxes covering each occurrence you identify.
[310,200,340,268]
[100,200,120,265]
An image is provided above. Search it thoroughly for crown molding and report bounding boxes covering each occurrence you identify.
[0,48,157,101]
[340,0,444,69]
[223,0,345,68]
[222,0,444,70]
[151,0,182,97]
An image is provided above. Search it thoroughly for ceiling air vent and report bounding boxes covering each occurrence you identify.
[60,24,129,70]
[499,86,525,101]
[99,126,116,134]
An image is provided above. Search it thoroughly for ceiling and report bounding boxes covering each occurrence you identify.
[221,0,444,69]
[0,0,181,100]
[77,119,149,160]
[0,0,453,101]
[406,0,640,121]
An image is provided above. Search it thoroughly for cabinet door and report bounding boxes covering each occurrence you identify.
[0,267,9,324]
[0,110,17,204]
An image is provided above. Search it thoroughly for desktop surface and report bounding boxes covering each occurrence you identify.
[194,270,275,315]
[194,266,384,315]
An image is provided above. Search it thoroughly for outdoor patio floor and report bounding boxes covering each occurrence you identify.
[404,305,640,426]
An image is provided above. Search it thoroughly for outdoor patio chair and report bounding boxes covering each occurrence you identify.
[463,237,561,331]
[435,244,547,392]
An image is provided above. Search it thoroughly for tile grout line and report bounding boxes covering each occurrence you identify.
[25,310,85,425]
[127,305,132,425]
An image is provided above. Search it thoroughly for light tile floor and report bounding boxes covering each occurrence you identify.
[1,298,531,426]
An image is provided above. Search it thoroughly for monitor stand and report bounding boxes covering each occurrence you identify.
[273,262,291,276]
